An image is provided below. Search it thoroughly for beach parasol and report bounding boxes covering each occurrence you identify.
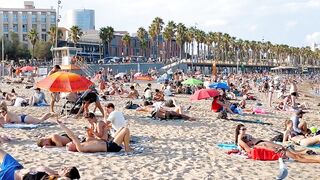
[190,89,220,100]
[181,78,203,86]
[36,71,93,92]
[209,82,230,90]
[20,66,35,72]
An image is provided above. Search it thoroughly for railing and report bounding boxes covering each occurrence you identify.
[74,60,96,77]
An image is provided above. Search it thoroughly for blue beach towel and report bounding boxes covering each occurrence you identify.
[3,124,39,129]
[307,144,320,149]
[217,143,238,150]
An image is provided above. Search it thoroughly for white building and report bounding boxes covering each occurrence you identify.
[66,9,95,31]
[311,43,320,51]
[0,1,56,45]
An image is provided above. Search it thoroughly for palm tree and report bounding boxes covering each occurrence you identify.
[137,27,148,57]
[148,24,157,59]
[28,28,38,60]
[206,32,215,60]
[121,33,131,56]
[176,23,187,59]
[99,26,114,58]
[69,25,83,47]
[163,20,176,60]
[47,26,63,47]
[151,17,164,60]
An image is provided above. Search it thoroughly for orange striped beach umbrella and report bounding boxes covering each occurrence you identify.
[36,71,93,92]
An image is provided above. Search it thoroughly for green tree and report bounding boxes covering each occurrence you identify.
[121,33,131,56]
[99,26,114,57]
[28,28,38,60]
[150,17,164,59]
[34,41,52,60]
[69,25,83,47]
[176,23,187,59]
[137,27,148,57]
[163,20,176,59]
[48,26,63,46]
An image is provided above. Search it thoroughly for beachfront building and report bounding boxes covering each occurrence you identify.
[0,1,56,46]
[58,29,182,63]
[66,9,95,31]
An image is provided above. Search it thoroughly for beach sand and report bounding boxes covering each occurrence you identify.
[1,79,320,179]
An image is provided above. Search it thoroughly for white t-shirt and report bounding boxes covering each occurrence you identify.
[107,111,127,131]
[144,89,152,99]
[14,97,27,107]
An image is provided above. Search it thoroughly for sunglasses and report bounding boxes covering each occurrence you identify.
[240,128,247,131]
[0,111,6,113]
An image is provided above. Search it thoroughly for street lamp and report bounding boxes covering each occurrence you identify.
[55,0,62,48]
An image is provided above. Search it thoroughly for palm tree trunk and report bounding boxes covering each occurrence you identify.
[32,45,35,60]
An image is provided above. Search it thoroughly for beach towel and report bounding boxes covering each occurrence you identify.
[217,143,238,150]
[228,119,272,125]
[251,147,282,161]
[3,124,39,129]
[307,144,320,149]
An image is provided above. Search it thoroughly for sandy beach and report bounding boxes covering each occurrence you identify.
[1,79,320,179]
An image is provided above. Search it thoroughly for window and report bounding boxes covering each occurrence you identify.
[3,25,8,32]
[22,14,27,23]
[3,14,8,22]
[13,25,18,32]
[22,25,27,32]
[51,15,56,23]
[32,14,36,23]
[41,24,46,32]
[41,14,46,23]
[41,34,46,41]
[13,13,18,22]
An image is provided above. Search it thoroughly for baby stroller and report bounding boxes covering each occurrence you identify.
[60,92,83,116]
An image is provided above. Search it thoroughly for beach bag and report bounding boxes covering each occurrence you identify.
[217,111,228,119]
[270,133,283,142]
[251,147,282,161]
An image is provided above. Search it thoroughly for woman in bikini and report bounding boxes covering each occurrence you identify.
[235,124,320,163]
[0,107,53,126]
[283,120,320,146]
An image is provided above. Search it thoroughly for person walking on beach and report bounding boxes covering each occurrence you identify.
[268,82,274,107]
[289,79,298,107]
[48,65,61,113]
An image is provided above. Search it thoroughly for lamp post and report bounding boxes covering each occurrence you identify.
[55,0,62,48]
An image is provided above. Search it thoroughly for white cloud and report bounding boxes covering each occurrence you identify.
[249,25,258,32]
[204,19,228,27]
[306,32,320,44]
[286,21,297,28]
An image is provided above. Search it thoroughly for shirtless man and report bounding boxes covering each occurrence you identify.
[57,119,133,153]
[85,112,111,141]
[0,107,53,126]
[121,86,139,99]
[289,79,298,107]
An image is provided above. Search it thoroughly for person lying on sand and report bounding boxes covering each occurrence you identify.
[152,107,195,121]
[0,148,80,179]
[57,119,133,153]
[283,120,320,146]
[0,107,53,126]
[236,124,320,163]
[37,134,73,148]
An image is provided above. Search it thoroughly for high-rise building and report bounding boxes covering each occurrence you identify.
[66,9,95,31]
[0,1,56,45]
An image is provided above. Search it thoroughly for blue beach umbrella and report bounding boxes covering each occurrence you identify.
[209,82,230,90]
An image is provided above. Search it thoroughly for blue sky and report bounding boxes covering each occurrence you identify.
[1,0,320,47]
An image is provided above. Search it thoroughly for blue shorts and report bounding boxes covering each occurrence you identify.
[0,154,23,179]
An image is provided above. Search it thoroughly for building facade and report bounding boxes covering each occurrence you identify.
[66,9,95,30]
[0,1,56,45]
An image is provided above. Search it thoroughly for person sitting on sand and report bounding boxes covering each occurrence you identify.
[104,103,127,136]
[37,133,73,148]
[57,119,133,153]
[291,110,308,135]
[283,119,320,146]
[121,86,139,99]
[0,107,53,126]
[153,89,165,101]
[211,95,233,114]
[85,112,111,141]
[0,148,80,179]
[29,88,47,106]
[235,124,320,163]
[117,84,128,95]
